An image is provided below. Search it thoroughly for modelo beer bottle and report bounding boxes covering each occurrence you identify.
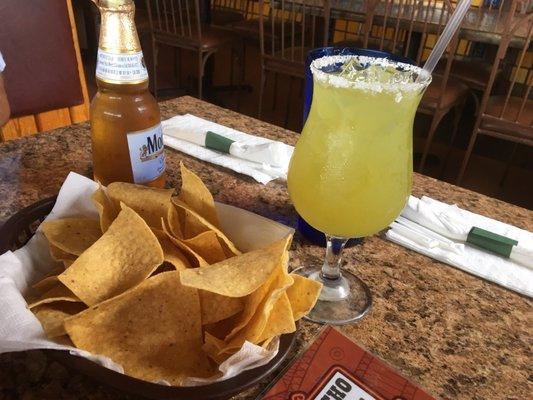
[90,0,165,187]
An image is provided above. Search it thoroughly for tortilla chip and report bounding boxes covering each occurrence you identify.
[199,291,244,326]
[215,292,293,356]
[168,201,208,239]
[171,200,240,258]
[221,261,294,351]
[33,302,87,338]
[107,182,174,229]
[203,312,243,341]
[53,335,75,347]
[58,204,164,306]
[203,332,230,364]
[222,273,279,342]
[32,274,60,293]
[28,283,80,309]
[41,218,102,256]
[179,235,291,297]
[183,231,228,265]
[152,228,191,270]
[92,185,118,232]
[166,205,184,238]
[286,274,322,321]
[162,221,208,268]
[49,244,77,262]
[64,272,213,385]
[256,292,296,343]
[166,204,233,264]
[177,162,220,228]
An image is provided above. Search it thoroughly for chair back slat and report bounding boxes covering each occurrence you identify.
[403,0,417,56]
[501,21,531,117]
[185,0,193,36]
[379,0,392,51]
[177,0,185,35]
[498,0,507,21]
[155,0,163,30]
[391,0,404,53]
[169,0,178,33]
[517,79,531,121]
[162,0,169,32]
[311,7,317,48]
[291,0,297,57]
[146,0,202,40]
[270,1,275,55]
[474,0,533,128]
[281,0,285,55]
[259,0,331,65]
[301,1,306,50]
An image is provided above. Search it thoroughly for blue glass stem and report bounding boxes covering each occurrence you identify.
[321,236,349,280]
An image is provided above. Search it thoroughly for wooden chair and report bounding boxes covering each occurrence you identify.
[457,4,533,185]
[362,0,469,173]
[0,0,90,141]
[258,0,331,123]
[432,1,522,111]
[214,0,300,87]
[145,0,239,99]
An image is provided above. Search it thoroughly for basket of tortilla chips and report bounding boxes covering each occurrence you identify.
[0,163,321,399]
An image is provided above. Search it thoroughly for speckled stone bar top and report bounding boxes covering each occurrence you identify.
[0,97,531,400]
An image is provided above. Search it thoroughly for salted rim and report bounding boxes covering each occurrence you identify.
[311,55,432,93]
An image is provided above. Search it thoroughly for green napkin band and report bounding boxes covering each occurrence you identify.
[466,227,518,258]
[205,131,234,154]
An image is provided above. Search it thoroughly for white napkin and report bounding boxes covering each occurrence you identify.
[402,196,533,268]
[386,196,533,297]
[162,114,294,184]
[0,172,295,386]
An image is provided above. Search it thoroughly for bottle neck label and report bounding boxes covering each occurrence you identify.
[127,124,166,183]
[96,48,148,84]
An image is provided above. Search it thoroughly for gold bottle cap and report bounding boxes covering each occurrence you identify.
[97,0,139,54]
[95,0,148,84]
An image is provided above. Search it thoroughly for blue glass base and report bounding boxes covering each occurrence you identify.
[297,216,363,248]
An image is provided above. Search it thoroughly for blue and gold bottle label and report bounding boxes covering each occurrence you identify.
[127,124,166,183]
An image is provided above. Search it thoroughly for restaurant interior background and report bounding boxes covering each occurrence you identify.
[0,0,531,209]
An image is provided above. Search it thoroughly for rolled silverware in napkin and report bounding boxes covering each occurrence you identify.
[386,196,533,297]
[161,114,294,184]
[178,129,292,169]
[401,196,533,268]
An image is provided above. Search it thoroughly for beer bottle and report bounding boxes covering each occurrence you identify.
[90,0,165,187]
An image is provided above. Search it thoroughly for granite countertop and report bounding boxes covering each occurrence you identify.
[0,96,531,400]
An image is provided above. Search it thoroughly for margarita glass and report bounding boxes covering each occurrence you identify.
[288,55,431,324]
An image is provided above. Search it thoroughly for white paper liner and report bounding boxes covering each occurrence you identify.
[0,172,293,386]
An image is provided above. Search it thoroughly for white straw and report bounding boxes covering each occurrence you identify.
[420,0,472,78]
